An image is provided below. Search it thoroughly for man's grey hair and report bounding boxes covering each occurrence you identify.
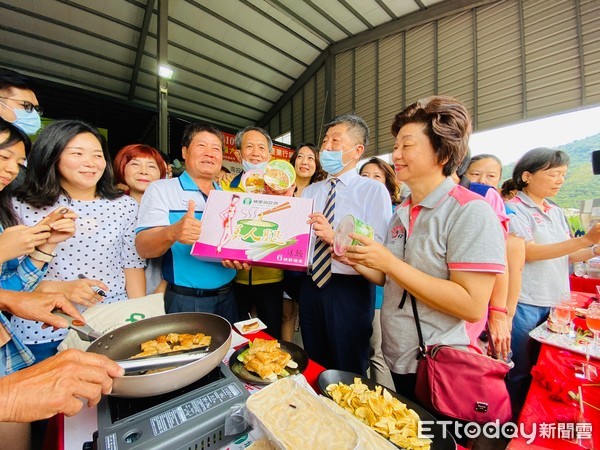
[234,126,273,153]
[324,113,369,147]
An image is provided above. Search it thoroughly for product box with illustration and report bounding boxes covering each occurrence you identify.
[191,190,314,271]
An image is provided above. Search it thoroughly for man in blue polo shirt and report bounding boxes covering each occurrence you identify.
[135,123,237,323]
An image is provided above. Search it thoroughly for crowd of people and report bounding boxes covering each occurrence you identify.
[1,66,598,448]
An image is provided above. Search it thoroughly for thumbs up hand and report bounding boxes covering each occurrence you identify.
[172,199,202,245]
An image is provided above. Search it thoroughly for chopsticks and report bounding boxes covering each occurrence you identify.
[260,202,291,217]
[579,383,600,412]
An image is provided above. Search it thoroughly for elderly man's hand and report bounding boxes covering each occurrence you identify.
[172,200,202,245]
[2,289,84,329]
[0,350,123,422]
[264,183,296,197]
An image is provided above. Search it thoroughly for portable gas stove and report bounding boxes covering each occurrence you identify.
[92,363,249,450]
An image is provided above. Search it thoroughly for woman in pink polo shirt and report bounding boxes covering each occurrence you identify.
[342,96,506,404]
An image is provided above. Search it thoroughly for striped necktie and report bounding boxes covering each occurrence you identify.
[311,178,338,288]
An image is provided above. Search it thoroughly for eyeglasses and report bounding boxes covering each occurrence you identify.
[0,96,43,116]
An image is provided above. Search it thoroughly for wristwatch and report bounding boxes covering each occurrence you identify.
[29,248,56,263]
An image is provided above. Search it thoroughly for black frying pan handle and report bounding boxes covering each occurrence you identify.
[52,310,103,341]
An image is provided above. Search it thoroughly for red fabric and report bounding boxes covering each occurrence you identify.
[570,275,600,295]
[508,344,600,449]
[44,414,62,450]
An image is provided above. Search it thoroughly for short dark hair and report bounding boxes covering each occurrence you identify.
[0,119,31,227]
[324,113,369,148]
[359,157,401,204]
[392,95,472,177]
[180,123,224,149]
[0,68,35,93]
[289,143,326,184]
[235,126,273,153]
[15,120,122,207]
[512,147,570,191]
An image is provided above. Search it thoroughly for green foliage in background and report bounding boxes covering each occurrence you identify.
[501,133,600,210]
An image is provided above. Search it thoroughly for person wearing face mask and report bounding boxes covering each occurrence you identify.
[0,68,44,191]
[220,127,286,338]
[300,113,392,376]
[0,69,42,136]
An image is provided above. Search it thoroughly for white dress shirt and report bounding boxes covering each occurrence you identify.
[302,169,392,275]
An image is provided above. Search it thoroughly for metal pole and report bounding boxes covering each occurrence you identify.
[158,0,169,154]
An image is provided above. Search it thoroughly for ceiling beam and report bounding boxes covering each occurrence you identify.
[257,50,329,128]
[332,0,500,55]
[258,0,501,128]
[129,0,155,100]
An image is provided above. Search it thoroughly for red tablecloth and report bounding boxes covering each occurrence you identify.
[570,274,600,295]
[508,344,600,449]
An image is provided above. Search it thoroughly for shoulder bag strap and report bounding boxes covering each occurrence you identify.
[404,290,427,360]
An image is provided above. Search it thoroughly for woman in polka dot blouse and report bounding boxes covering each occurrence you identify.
[11,120,146,362]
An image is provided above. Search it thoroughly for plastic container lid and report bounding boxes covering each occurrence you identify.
[263,160,296,191]
[241,169,265,193]
[333,215,357,256]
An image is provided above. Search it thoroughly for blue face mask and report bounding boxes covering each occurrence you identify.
[242,159,268,173]
[320,147,356,175]
[1,102,42,135]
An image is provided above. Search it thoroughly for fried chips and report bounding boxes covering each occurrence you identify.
[326,378,431,450]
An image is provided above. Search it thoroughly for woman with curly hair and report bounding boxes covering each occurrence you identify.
[342,96,505,402]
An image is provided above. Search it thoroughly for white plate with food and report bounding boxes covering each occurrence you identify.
[234,317,267,335]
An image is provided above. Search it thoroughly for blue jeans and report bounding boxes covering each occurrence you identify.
[507,303,549,419]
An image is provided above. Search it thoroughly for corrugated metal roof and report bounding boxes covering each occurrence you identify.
[0,0,447,130]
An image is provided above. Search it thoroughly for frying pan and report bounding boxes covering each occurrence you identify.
[59,312,232,398]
